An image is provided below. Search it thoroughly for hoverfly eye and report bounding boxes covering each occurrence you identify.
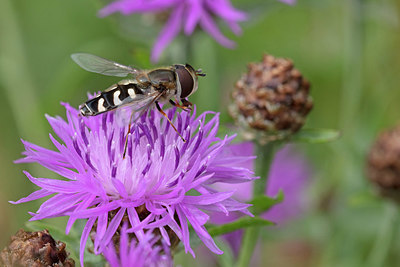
[175,65,194,98]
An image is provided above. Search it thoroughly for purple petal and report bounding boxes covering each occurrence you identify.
[99,207,126,252]
[183,191,235,205]
[22,171,83,193]
[205,0,248,21]
[279,0,297,5]
[184,0,203,35]
[10,189,52,204]
[151,4,184,63]
[80,217,96,267]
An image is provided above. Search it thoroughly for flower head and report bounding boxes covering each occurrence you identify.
[211,142,310,255]
[13,103,255,265]
[214,142,310,223]
[99,0,247,62]
[103,223,172,267]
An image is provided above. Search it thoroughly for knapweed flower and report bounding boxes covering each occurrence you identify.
[103,223,172,267]
[12,103,256,266]
[99,0,247,62]
[99,1,296,62]
[211,142,311,255]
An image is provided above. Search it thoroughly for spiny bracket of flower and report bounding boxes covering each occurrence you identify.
[230,54,313,143]
[12,103,256,265]
[98,0,248,62]
[103,223,172,267]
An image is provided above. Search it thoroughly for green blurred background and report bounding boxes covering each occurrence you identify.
[1,0,400,266]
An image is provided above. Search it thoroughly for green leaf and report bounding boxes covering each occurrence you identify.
[290,128,341,144]
[208,216,274,237]
[25,221,77,243]
[249,190,284,216]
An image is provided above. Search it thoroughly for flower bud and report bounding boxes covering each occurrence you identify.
[230,54,313,142]
[0,229,75,267]
[367,125,400,200]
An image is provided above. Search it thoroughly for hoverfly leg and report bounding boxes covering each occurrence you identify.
[122,111,136,159]
[169,99,192,112]
[181,99,193,109]
[156,101,186,142]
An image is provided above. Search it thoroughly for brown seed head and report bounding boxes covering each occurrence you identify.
[367,124,400,201]
[0,229,75,267]
[230,54,313,142]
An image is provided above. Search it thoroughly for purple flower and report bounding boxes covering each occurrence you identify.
[264,144,311,223]
[214,142,310,223]
[103,223,172,267]
[279,0,297,5]
[12,103,256,266]
[98,0,247,62]
[211,142,311,255]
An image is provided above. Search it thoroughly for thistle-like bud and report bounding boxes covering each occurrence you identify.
[230,54,313,142]
[0,229,75,267]
[367,125,400,200]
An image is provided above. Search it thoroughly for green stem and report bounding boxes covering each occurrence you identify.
[0,0,44,141]
[339,0,364,133]
[184,35,193,63]
[253,142,281,196]
[237,227,259,267]
[365,201,398,267]
[191,36,219,113]
[237,141,280,267]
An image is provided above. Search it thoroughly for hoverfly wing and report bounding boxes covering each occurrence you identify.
[71,53,141,77]
[113,90,162,127]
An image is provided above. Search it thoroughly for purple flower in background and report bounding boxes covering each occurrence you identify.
[265,144,310,223]
[215,142,310,223]
[211,142,311,255]
[12,103,256,265]
[99,0,247,62]
[279,0,297,5]
[103,223,172,267]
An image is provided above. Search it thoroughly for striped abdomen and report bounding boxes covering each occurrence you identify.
[80,81,146,116]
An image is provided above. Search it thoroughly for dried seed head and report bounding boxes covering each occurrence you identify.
[367,125,400,201]
[0,229,75,267]
[230,54,313,142]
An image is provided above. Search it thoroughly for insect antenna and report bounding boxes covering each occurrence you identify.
[196,69,206,77]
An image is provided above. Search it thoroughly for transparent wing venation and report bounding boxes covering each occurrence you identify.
[71,53,141,77]
[113,91,162,127]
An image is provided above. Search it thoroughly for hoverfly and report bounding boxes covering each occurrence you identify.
[71,53,205,157]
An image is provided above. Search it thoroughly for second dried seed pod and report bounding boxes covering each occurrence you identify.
[230,54,313,142]
[367,124,400,201]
